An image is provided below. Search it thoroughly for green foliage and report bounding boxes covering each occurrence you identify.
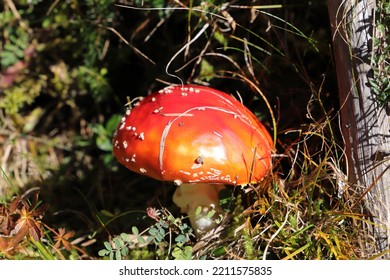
[0,0,115,114]
[0,13,29,68]
[98,209,194,260]
[172,244,193,260]
[91,114,122,166]
[197,59,216,82]
[1,77,46,114]
[92,114,121,152]
[369,0,390,106]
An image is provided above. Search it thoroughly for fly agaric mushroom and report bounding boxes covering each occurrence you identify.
[113,85,273,236]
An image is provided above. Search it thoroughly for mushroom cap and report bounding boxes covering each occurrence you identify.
[113,84,273,186]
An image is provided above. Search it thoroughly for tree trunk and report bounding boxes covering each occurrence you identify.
[328,0,390,258]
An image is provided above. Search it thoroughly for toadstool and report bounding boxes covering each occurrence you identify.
[113,84,273,236]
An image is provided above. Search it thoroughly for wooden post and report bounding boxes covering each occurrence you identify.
[328,0,390,257]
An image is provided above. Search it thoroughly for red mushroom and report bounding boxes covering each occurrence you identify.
[113,84,273,236]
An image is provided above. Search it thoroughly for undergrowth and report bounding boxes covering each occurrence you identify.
[0,0,381,259]
[369,0,390,106]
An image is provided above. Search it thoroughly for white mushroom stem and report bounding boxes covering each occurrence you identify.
[172,183,226,236]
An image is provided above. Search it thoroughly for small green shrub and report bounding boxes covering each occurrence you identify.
[98,208,194,260]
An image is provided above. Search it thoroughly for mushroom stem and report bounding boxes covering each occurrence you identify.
[172,183,225,236]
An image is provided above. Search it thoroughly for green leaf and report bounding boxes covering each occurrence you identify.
[100,209,114,217]
[106,114,122,134]
[158,225,165,235]
[1,50,18,67]
[146,236,155,244]
[137,235,146,244]
[115,249,122,260]
[214,31,228,49]
[172,245,192,260]
[103,241,112,251]
[96,133,111,152]
[206,209,216,218]
[148,227,158,236]
[114,237,124,249]
[132,226,139,235]
[98,249,109,257]
[121,246,129,257]
[212,247,226,257]
[174,234,188,244]
[120,233,132,243]
[198,59,216,82]
[195,206,202,216]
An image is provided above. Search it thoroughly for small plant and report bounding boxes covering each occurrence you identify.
[91,114,123,167]
[98,207,194,260]
[369,0,390,106]
[0,190,90,259]
[0,190,48,254]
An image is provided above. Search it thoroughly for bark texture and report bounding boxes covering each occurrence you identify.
[328,0,390,257]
